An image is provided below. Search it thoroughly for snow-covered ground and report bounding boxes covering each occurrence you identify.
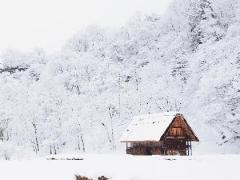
[0,154,239,180]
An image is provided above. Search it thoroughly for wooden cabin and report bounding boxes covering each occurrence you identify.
[120,112,199,156]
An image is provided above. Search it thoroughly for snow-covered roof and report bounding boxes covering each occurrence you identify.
[120,112,179,142]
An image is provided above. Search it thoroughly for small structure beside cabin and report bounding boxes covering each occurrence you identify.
[120,112,199,156]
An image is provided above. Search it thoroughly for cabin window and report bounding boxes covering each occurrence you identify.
[177,128,182,135]
[170,127,182,136]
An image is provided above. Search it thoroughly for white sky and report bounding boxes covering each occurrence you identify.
[0,0,172,52]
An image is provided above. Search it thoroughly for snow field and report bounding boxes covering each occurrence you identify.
[0,154,238,180]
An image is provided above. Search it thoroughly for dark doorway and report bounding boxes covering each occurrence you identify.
[145,147,152,155]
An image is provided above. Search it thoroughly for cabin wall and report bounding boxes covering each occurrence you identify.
[127,142,163,155]
[126,140,189,156]
[126,144,163,155]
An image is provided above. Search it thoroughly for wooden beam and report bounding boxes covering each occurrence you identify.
[190,140,192,156]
